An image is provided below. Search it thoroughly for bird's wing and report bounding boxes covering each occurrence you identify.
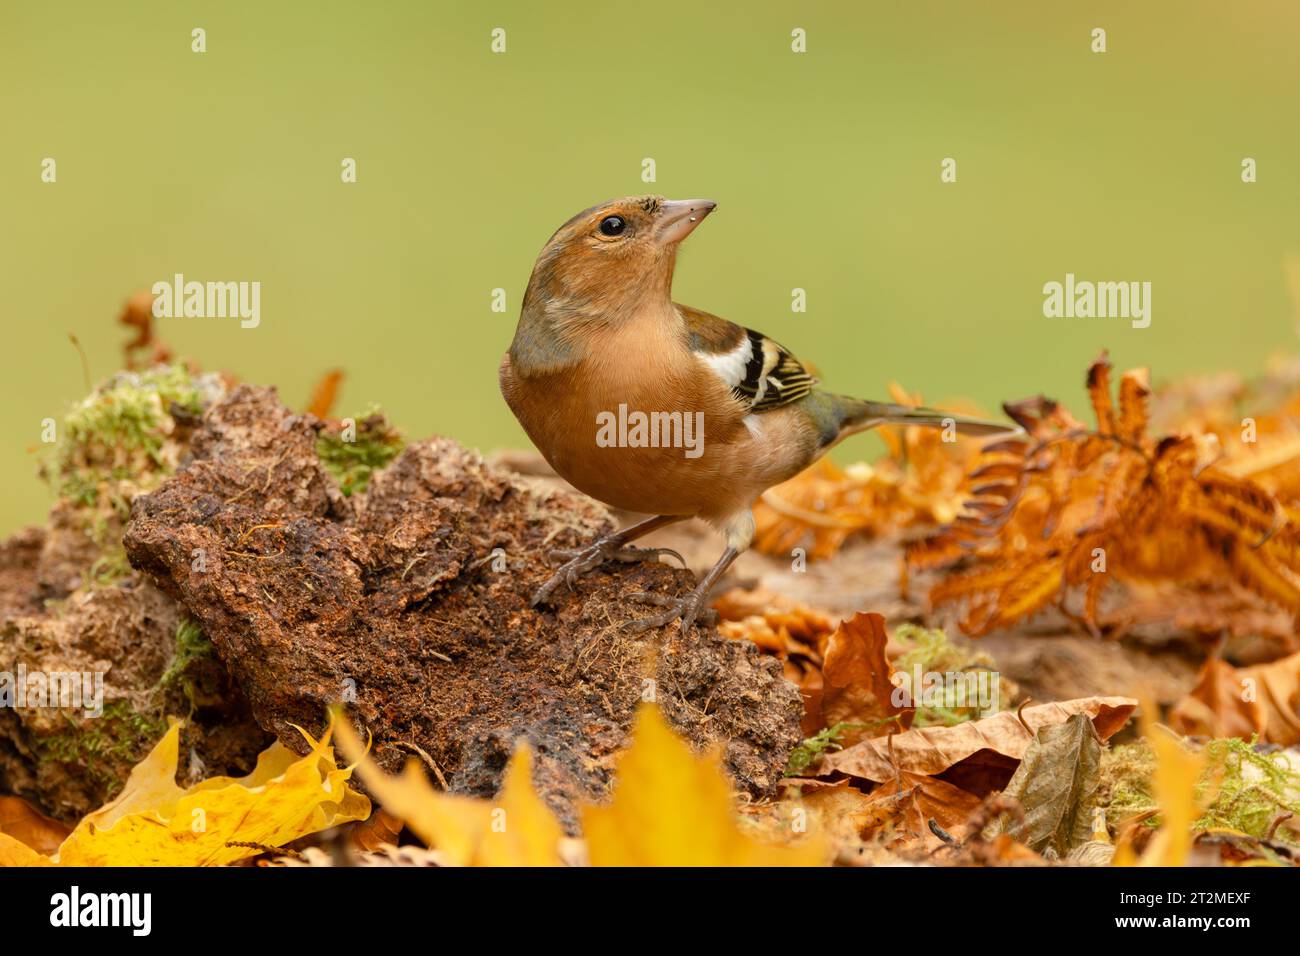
[678,304,818,413]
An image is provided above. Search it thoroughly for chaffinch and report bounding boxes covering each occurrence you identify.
[500,196,1014,632]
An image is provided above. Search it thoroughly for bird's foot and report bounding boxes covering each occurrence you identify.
[530,540,686,607]
[623,587,718,634]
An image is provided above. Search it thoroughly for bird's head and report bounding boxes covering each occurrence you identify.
[522,195,716,324]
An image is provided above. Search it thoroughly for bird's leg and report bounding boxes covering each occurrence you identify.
[531,514,687,607]
[624,546,741,634]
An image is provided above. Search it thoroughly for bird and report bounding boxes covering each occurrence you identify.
[500,195,1016,633]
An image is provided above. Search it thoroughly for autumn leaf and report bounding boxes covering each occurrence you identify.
[64,721,368,866]
[305,368,345,419]
[712,587,834,652]
[816,697,1135,794]
[794,783,881,850]
[582,705,825,867]
[812,612,913,743]
[348,808,404,853]
[333,712,563,866]
[713,586,833,708]
[1169,649,1300,746]
[857,772,983,851]
[118,289,172,369]
[1115,711,1208,867]
[1,719,370,867]
[0,796,72,856]
[992,713,1102,858]
[337,705,823,867]
[0,833,53,867]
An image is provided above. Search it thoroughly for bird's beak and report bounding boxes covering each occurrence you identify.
[656,199,717,244]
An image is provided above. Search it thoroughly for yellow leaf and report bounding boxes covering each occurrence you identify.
[333,711,562,866]
[1135,732,1206,867]
[5,718,371,867]
[582,704,825,867]
[478,748,566,867]
[1114,705,1208,868]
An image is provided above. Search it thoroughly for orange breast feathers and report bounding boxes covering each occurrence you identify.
[499,320,815,519]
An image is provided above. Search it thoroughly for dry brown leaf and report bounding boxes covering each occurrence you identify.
[713,587,833,658]
[813,612,914,743]
[857,771,984,851]
[0,796,72,855]
[305,369,345,419]
[118,289,173,369]
[816,696,1136,792]
[993,713,1101,858]
[1168,649,1300,745]
[347,807,405,853]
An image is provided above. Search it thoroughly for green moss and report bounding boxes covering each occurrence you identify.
[88,549,133,588]
[31,622,208,792]
[316,409,404,496]
[1098,739,1159,829]
[33,700,168,786]
[43,364,220,589]
[785,718,901,775]
[1099,736,1300,846]
[1197,737,1300,843]
[155,618,217,712]
[891,623,1012,726]
[55,365,205,500]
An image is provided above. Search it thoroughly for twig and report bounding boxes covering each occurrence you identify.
[394,740,449,791]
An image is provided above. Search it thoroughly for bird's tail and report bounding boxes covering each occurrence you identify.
[830,395,1020,442]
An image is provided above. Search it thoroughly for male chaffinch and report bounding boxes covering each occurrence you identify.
[500,196,1014,632]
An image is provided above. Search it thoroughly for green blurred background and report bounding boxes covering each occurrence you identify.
[3,0,1298,535]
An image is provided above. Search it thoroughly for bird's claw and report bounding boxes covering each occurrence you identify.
[612,545,686,568]
[622,589,717,634]
[531,542,685,607]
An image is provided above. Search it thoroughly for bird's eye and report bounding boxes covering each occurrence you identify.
[599,215,626,237]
